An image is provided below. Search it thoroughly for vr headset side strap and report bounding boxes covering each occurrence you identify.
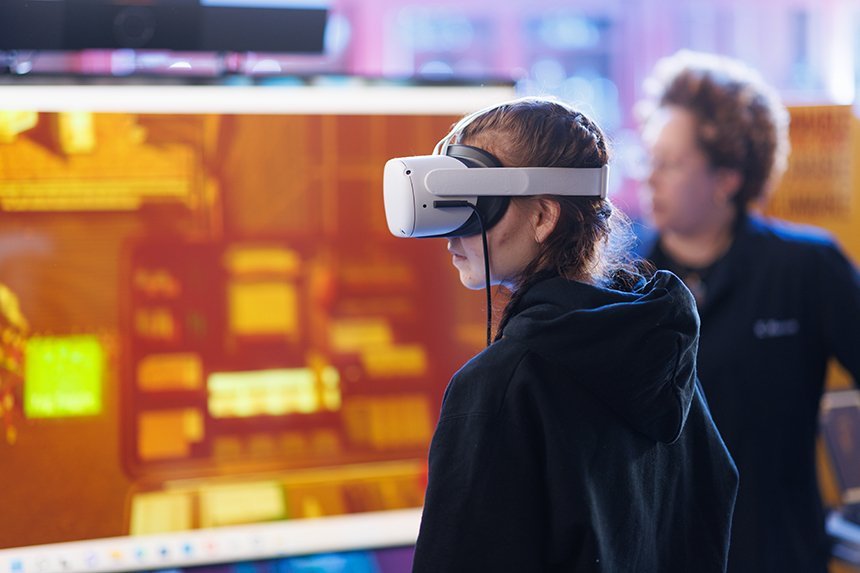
[425,165,610,199]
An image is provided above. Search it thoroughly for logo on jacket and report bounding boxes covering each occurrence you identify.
[753,318,800,339]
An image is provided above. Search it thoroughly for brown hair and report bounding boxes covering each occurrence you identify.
[638,50,790,209]
[450,97,643,340]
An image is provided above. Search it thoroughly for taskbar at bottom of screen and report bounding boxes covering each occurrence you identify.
[0,507,422,573]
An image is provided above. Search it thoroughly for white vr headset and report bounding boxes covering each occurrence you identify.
[383,143,610,238]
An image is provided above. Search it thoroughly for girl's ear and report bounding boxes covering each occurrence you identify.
[532,197,561,244]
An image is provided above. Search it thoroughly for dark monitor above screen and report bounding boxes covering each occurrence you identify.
[0,0,329,53]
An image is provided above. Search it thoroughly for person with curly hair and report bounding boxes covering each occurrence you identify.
[403,97,738,572]
[638,50,860,573]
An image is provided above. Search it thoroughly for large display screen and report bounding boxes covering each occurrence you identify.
[0,85,514,573]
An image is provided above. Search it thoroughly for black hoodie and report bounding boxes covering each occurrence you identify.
[413,271,738,572]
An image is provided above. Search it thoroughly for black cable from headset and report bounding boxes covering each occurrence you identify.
[434,200,492,347]
[475,211,492,347]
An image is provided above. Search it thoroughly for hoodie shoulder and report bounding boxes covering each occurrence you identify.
[438,339,533,420]
[502,272,700,444]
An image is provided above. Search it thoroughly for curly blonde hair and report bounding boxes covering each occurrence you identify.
[637,50,790,209]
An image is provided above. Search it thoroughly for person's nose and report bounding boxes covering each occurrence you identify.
[646,166,657,190]
[447,237,463,254]
[645,159,661,191]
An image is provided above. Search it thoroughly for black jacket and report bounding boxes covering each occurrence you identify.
[413,271,738,572]
[647,215,860,573]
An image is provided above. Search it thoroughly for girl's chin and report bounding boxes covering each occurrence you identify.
[458,273,486,291]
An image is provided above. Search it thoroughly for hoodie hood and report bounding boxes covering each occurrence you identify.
[502,271,699,444]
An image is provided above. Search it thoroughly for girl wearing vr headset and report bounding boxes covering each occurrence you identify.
[408,98,738,572]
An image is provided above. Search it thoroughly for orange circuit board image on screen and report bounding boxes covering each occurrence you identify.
[0,108,490,549]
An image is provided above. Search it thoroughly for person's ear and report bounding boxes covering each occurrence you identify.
[714,168,743,205]
[532,197,561,244]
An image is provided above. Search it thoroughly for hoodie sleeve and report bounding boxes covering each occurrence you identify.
[814,240,860,383]
[412,351,550,572]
